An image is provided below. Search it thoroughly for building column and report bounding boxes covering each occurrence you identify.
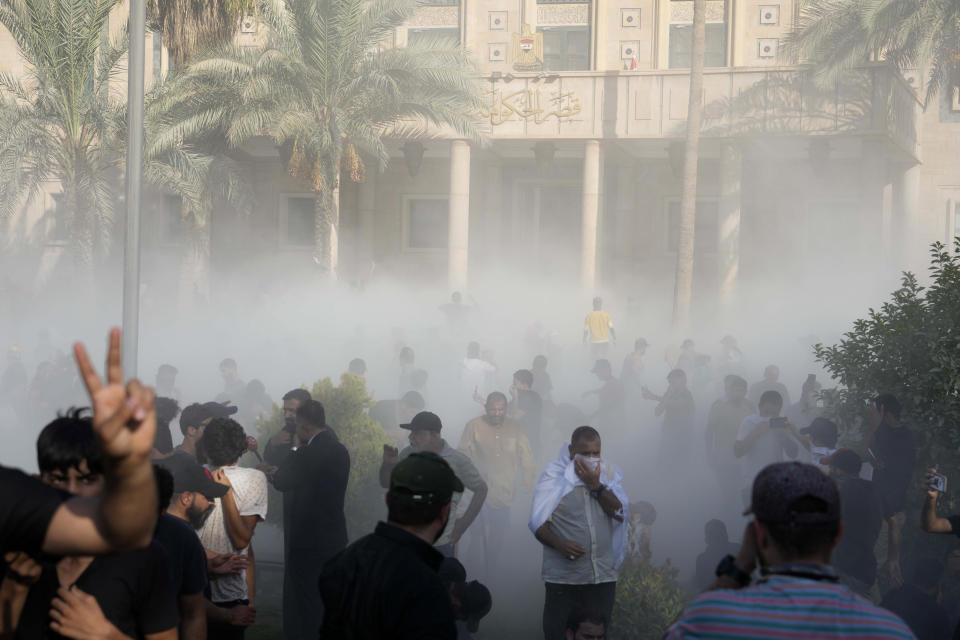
[893,163,921,271]
[485,162,503,262]
[614,162,636,289]
[357,169,376,272]
[718,143,742,307]
[448,140,471,291]
[581,140,601,291]
[860,139,888,256]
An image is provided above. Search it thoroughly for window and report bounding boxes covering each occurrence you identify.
[949,199,960,242]
[668,23,727,68]
[43,194,68,244]
[405,198,449,250]
[667,200,718,252]
[161,195,182,243]
[407,28,460,48]
[539,26,589,71]
[286,196,315,246]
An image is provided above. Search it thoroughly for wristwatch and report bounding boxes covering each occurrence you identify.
[589,483,607,500]
[715,554,751,587]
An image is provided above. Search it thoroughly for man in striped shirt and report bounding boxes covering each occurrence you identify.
[664,462,915,640]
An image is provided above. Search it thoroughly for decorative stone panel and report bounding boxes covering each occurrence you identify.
[758,5,779,25]
[489,43,507,62]
[757,38,778,58]
[670,1,725,23]
[489,11,507,30]
[408,6,459,27]
[621,8,641,28]
[537,4,589,25]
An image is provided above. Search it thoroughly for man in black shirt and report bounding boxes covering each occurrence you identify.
[823,449,883,596]
[4,409,178,639]
[319,451,464,639]
[511,369,543,459]
[0,329,159,559]
[262,399,350,640]
[866,393,915,589]
[154,464,222,640]
[263,388,312,466]
[881,557,951,640]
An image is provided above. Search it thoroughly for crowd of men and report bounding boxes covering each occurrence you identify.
[0,294,957,640]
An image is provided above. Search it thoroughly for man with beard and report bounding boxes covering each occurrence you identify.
[263,388,312,466]
[529,426,628,640]
[319,452,463,639]
[459,392,535,575]
[379,411,487,557]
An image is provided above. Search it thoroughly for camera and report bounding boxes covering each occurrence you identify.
[929,473,948,493]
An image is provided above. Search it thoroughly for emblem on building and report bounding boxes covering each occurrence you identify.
[512,24,543,72]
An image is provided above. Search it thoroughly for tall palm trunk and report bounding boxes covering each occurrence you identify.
[672,0,707,329]
[314,170,340,280]
[179,208,210,311]
[65,179,95,281]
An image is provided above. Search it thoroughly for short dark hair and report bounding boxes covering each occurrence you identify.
[533,355,548,369]
[705,519,729,546]
[220,358,237,369]
[571,426,601,446]
[296,399,326,429]
[667,368,687,382]
[282,388,312,404]
[401,391,425,410]
[387,491,448,526]
[875,393,902,419]
[759,390,784,410]
[762,496,840,558]
[156,397,180,425]
[200,418,247,466]
[37,408,102,475]
[399,346,415,362]
[486,391,508,406]
[513,369,534,387]
[565,608,606,632]
[725,375,747,391]
[154,465,174,514]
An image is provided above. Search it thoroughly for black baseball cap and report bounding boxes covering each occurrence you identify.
[822,449,863,476]
[400,411,442,433]
[390,451,464,504]
[800,417,838,444]
[170,459,228,500]
[454,580,492,633]
[180,401,238,429]
[743,461,841,526]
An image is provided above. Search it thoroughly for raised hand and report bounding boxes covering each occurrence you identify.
[73,328,155,462]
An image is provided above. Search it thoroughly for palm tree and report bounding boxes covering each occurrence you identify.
[672,0,707,328]
[0,0,211,281]
[147,0,256,68]
[164,0,485,279]
[789,0,960,107]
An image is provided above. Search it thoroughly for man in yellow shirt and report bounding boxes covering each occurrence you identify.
[583,297,616,358]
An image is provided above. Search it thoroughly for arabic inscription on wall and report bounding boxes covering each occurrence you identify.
[480,87,583,126]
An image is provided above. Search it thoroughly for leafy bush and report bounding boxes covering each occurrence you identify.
[609,560,689,640]
[815,240,960,483]
[254,373,391,540]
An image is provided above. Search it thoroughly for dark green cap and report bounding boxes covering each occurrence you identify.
[390,451,464,504]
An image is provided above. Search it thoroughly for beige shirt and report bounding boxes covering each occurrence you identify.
[458,416,535,509]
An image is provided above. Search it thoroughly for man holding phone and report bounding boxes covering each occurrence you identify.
[734,391,801,508]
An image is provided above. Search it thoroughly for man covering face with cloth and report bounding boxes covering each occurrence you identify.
[529,426,629,640]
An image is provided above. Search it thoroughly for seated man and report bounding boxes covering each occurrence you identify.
[666,462,913,639]
[2,409,178,639]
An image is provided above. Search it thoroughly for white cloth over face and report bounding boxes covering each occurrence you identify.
[528,444,630,571]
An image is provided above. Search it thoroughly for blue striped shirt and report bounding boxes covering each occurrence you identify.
[664,575,915,639]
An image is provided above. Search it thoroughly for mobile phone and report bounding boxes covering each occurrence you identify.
[769,417,788,429]
[930,473,948,493]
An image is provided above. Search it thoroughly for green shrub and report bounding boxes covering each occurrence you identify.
[254,373,391,540]
[815,239,960,507]
[609,560,689,640]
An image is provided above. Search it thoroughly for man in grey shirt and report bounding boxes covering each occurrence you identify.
[529,426,629,640]
[380,411,488,557]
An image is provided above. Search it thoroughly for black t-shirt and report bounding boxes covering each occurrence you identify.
[881,584,952,640]
[833,476,883,584]
[154,422,174,455]
[16,541,179,639]
[872,423,916,517]
[0,466,64,555]
[153,513,207,596]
